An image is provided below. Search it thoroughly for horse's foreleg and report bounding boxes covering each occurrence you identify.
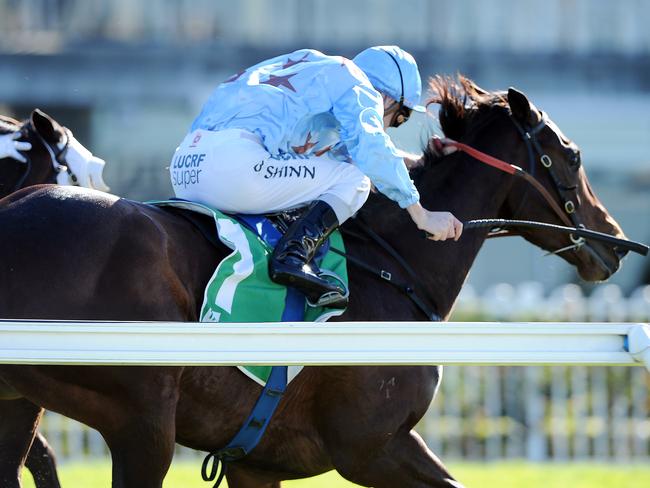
[100,369,182,488]
[105,407,177,488]
[25,431,61,488]
[333,429,464,488]
[0,399,44,488]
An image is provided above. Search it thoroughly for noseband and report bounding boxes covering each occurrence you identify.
[509,112,587,253]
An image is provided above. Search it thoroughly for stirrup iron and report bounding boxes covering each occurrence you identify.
[305,270,349,308]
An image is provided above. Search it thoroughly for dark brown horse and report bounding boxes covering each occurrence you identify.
[1,109,111,488]
[0,77,627,488]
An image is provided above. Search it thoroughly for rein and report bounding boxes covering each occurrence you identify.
[336,221,442,322]
[10,152,32,194]
[338,115,648,318]
[436,116,648,257]
[335,213,647,325]
[438,135,574,229]
[31,126,76,183]
[465,219,648,256]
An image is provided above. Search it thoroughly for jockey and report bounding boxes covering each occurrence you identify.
[0,132,32,162]
[170,46,462,308]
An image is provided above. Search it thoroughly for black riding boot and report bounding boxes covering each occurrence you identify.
[269,200,348,308]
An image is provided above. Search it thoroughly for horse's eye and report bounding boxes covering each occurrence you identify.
[568,151,581,170]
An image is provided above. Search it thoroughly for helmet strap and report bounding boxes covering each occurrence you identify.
[382,50,405,108]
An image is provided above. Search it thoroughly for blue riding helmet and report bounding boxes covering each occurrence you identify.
[353,45,426,112]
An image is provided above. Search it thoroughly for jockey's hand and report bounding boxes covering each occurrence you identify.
[407,202,463,241]
[0,132,32,163]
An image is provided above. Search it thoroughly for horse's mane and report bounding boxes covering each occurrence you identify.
[418,75,508,170]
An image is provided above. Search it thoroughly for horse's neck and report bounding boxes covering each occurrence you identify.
[0,162,25,199]
[359,152,512,319]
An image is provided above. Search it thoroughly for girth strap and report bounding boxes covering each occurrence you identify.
[201,365,288,488]
[200,213,301,488]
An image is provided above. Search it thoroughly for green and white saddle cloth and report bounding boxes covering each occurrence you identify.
[150,200,348,385]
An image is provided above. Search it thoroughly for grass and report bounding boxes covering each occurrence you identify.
[22,460,650,488]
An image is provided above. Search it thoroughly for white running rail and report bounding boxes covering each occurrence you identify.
[0,321,648,370]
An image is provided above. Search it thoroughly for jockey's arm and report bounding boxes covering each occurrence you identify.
[329,78,462,241]
[396,149,422,170]
[330,81,419,208]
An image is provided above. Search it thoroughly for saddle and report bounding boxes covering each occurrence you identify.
[164,205,306,251]
[149,200,349,324]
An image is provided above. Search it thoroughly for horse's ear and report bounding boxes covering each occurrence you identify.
[507,87,532,124]
[30,109,63,144]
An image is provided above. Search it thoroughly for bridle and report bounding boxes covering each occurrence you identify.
[508,112,587,254]
[334,107,647,322]
[442,111,603,257]
[303,102,648,323]
[9,122,75,194]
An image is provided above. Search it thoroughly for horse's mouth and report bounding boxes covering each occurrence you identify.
[576,242,623,282]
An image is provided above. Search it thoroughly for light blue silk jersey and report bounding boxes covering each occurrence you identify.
[191,49,419,208]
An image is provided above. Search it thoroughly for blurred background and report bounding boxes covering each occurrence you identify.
[1,0,649,478]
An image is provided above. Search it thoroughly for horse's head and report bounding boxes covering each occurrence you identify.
[427,76,626,282]
[0,109,109,199]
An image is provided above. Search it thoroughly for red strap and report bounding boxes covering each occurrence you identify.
[438,138,574,227]
[444,140,519,175]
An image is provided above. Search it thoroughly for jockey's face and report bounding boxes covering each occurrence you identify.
[382,95,412,129]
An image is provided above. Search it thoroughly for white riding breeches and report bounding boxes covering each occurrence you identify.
[170,129,371,223]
